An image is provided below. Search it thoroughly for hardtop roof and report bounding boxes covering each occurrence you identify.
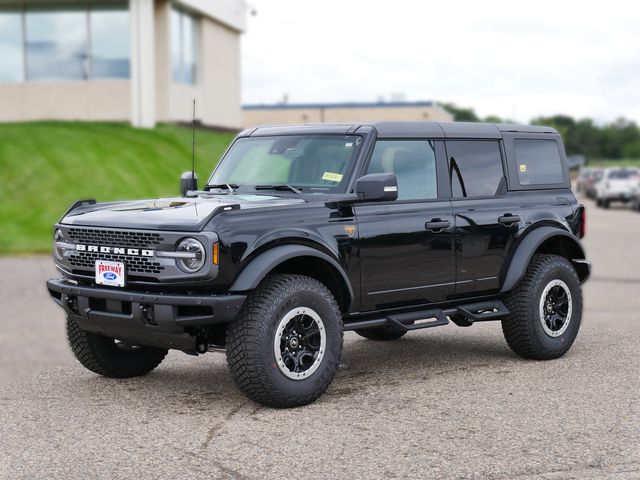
[240,121,559,139]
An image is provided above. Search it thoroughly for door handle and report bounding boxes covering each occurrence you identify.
[425,219,451,232]
[498,214,521,225]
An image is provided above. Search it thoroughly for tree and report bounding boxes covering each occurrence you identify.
[439,103,480,122]
[622,141,640,159]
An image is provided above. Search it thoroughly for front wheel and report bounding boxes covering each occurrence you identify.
[501,254,582,360]
[226,274,343,408]
[67,318,168,378]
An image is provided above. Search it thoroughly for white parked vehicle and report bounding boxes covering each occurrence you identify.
[595,168,640,208]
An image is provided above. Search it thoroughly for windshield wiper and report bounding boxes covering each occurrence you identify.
[254,184,304,195]
[206,183,239,193]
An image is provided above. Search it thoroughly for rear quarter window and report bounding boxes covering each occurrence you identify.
[514,139,565,186]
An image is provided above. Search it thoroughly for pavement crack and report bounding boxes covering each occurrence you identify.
[185,451,252,480]
[201,401,247,449]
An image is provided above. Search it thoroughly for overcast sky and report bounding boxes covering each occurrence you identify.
[241,0,640,124]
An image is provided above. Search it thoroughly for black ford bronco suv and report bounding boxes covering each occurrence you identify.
[47,121,590,408]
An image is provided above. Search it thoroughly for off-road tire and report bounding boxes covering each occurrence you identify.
[502,254,582,360]
[354,325,407,341]
[67,317,168,378]
[226,274,343,408]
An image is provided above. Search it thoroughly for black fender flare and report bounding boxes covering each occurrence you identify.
[500,226,589,293]
[229,244,354,305]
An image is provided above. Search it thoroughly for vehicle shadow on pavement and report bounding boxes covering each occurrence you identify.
[58,326,516,410]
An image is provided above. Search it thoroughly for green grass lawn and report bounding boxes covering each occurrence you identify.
[0,122,236,254]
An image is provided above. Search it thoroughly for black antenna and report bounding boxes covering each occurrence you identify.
[191,99,196,180]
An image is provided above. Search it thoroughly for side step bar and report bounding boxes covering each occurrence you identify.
[343,300,509,332]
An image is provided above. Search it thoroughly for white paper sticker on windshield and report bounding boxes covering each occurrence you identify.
[345,142,353,147]
[322,172,343,182]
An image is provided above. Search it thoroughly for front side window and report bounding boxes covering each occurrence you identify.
[25,8,88,80]
[447,140,505,198]
[366,140,437,200]
[171,8,198,84]
[514,139,565,185]
[0,11,23,83]
[209,135,362,193]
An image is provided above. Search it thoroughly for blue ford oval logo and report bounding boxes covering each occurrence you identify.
[103,272,117,281]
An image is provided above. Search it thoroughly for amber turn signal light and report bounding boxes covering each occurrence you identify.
[212,242,219,265]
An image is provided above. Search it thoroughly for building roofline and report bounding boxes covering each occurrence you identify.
[242,101,436,110]
[175,0,247,32]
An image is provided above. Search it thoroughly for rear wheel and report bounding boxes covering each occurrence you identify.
[226,274,343,408]
[67,317,168,378]
[502,254,582,360]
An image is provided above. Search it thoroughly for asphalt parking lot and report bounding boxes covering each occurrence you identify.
[1,197,639,479]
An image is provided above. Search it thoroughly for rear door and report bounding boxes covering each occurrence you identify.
[446,139,520,296]
[355,139,455,311]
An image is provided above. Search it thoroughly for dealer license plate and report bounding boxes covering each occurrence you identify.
[95,260,126,287]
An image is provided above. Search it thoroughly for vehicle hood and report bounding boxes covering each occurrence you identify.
[60,194,306,231]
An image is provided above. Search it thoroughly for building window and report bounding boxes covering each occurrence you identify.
[0,11,25,83]
[171,8,198,84]
[90,6,130,79]
[25,8,88,81]
[447,140,505,198]
[0,4,130,84]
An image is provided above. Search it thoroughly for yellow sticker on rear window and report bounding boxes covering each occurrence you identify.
[322,172,343,182]
[519,164,527,173]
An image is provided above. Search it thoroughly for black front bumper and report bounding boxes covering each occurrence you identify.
[47,278,246,352]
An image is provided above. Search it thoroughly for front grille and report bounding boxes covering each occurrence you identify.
[67,228,164,248]
[69,252,164,274]
[66,227,166,275]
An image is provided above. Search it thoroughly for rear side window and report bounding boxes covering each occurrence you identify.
[514,139,564,185]
[446,140,505,198]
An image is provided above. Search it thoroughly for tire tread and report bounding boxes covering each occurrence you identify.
[67,318,167,378]
[502,254,582,360]
[226,274,343,408]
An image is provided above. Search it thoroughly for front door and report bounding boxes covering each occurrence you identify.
[355,139,455,311]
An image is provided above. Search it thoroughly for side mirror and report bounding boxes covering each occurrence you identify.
[355,173,398,202]
[180,171,198,196]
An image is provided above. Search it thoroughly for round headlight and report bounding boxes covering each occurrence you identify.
[176,238,206,273]
[53,229,65,260]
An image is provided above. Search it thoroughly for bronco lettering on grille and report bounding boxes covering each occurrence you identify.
[76,244,154,257]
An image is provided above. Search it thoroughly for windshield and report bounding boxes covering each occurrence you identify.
[609,169,637,180]
[208,135,363,193]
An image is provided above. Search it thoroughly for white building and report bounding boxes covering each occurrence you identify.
[0,0,247,128]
